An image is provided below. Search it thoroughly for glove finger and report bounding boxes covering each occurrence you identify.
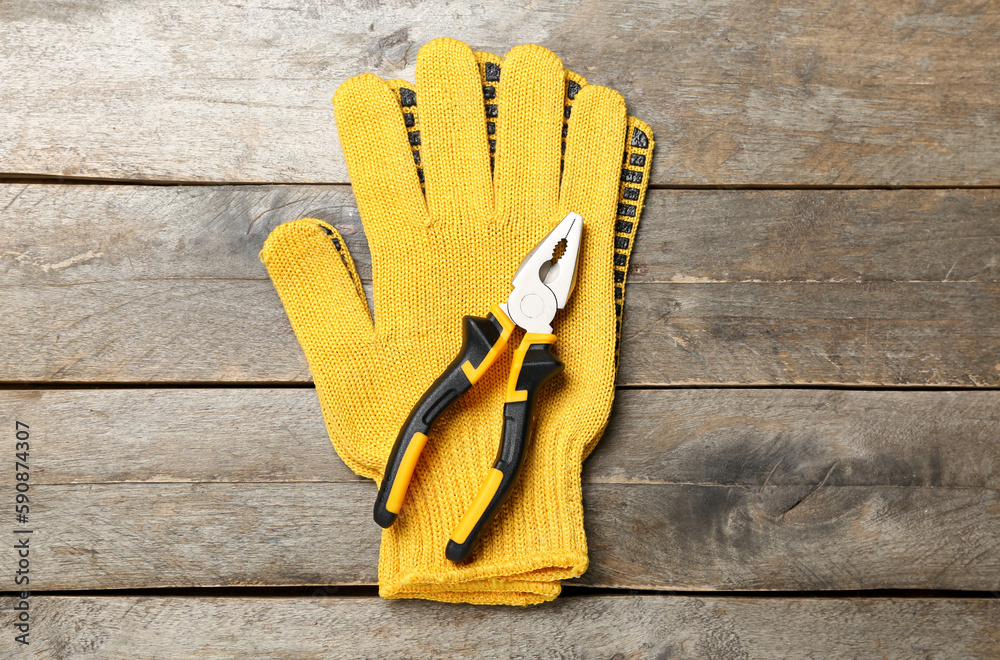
[559,84,628,232]
[493,44,565,231]
[415,38,493,226]
[475,51,590,178]
[550,85,628,438]
[333,74,429,235]
[260,217,374,352]
[260,218,384,478]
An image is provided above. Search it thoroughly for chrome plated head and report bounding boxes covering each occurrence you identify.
[501,212,583,334]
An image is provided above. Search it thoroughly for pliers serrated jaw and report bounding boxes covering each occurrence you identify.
[501,211,583,335]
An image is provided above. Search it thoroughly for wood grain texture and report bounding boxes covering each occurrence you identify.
[4,388,998,591]
[3,185,998,385]
[11,482,997,591]
[11,388,999,488]
[1,1,999,185]
[5,596,997,659]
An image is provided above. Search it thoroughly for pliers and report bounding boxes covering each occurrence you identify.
[373,212,584,561]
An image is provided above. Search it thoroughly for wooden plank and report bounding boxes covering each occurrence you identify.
[6,597,998,660]
[7,278,997,385]
[6,185,999,286]
[12,481,996,591]
[5,389,998,591]
[1,1,999,185]
[623,281,1000,386]
[12,389,1000,488]
[3,185,998,385]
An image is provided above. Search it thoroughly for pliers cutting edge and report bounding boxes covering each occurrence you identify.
[373,212,584,562]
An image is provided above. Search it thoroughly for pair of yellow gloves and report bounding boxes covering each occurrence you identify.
[260,38,652,605]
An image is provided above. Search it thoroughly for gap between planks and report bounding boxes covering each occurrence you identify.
[3,174,1000,191]
[2,382,999,391]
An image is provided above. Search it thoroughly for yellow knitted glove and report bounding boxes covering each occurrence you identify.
[260,38,652,605]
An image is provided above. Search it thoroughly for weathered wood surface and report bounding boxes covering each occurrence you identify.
[6,186,999,286]
[5,596,997,659]
[13,388,1000,488]
[3,185,998,385]
[2,1,999,186]
[5,388,998,591]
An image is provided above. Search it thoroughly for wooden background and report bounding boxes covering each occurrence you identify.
[1,1,998,657]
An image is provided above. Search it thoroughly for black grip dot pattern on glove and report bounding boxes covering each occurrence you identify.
[390,81,424,195]
[561,72,587,173]
[317,222,366,303]
[476,54,504,169]
[612,122,653,365]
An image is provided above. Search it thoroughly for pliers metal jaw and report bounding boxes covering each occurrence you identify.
[373,212,584,562]
[501,212,582,334]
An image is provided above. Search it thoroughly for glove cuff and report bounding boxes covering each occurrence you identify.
[376,433,593,606]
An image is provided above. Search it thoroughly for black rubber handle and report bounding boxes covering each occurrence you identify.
[446,335,563,562]
[373,308,513,528]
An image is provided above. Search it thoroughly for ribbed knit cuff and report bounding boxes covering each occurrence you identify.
[376,441,590,606]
